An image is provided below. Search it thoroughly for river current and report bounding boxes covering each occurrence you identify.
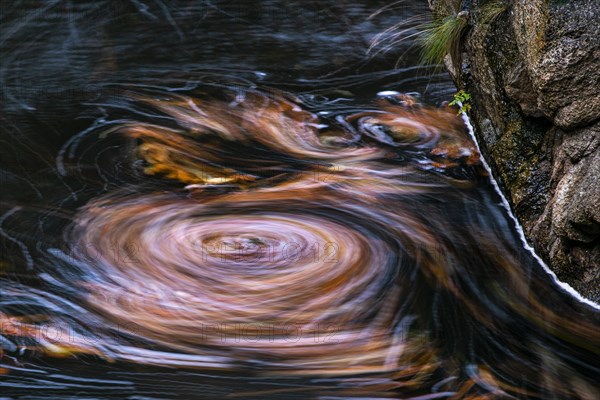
[1,1,599,399]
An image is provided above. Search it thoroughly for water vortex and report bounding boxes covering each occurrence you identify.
[2,89,599,398]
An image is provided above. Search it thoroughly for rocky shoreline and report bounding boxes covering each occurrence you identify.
[429,0,600,301]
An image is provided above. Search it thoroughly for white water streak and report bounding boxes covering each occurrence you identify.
[460,108,600,310]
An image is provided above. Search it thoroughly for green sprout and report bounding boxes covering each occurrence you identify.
[449,90,472,115]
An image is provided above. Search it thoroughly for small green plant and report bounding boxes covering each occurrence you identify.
[418,13,468,66]
[449,90,471,114]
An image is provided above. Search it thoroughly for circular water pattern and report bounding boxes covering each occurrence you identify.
[1,89,599,399]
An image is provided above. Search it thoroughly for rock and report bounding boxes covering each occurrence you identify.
[552,128,600,243]
[430,0,600,301]
[554,97,600,129]
[528,0,600,128]
[504,61,542,117]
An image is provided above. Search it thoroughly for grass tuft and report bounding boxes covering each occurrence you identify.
[478,1,508,25]
[418,14,468,66]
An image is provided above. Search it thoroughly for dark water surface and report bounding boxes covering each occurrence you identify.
[1,1,599,399]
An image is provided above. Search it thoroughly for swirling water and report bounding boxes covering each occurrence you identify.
[1,1,599,399]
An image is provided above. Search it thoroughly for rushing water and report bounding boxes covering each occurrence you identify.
[1,1,599,399]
